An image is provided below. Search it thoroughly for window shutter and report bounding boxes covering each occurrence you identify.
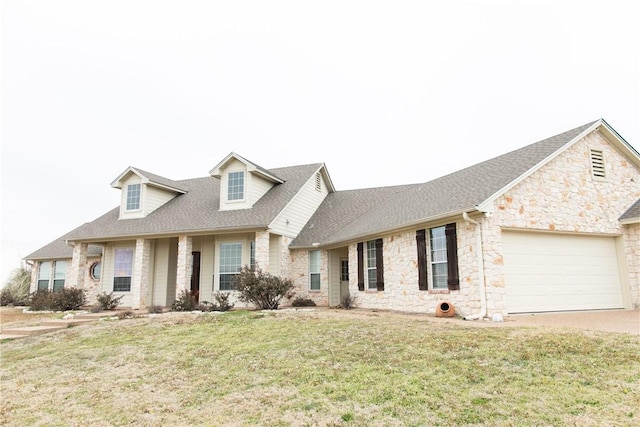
[375,238,384,291]
[416,229,428,290]
[445,223,460,290]
[357,242,364,291]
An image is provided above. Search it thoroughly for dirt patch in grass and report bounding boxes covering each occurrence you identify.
[1,309,639,426]
[0,307,62,328]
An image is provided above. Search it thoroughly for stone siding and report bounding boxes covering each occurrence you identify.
[289,249,329,307]
[486,131,640,312]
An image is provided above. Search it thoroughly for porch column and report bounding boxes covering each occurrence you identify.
[176,235,193,298]
[255,231,270,272]
[131,239,151,309]
[67,243,88,289]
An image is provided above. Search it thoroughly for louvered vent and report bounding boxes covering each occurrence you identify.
[315,172,321,191]
[590,149,606,179]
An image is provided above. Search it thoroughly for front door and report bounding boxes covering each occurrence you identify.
[191,251,201,302]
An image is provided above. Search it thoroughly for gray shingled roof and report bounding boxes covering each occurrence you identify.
[290,120,598,248]
[26,231,103,260]
[62,163,322,241]
[620,198,640,222]
[131,167,188,192]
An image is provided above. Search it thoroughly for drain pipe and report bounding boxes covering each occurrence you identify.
[462,212,487,320]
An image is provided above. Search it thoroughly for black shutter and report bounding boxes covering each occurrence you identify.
[375,238,384,291]
[357,242,364,291]
[445,223,460,291]
[416,229,428,290]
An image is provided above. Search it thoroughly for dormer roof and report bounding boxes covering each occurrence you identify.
[209,152,285,184]
[110,167,188,194]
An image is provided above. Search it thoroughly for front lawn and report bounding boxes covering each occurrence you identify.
[1,309,638,426]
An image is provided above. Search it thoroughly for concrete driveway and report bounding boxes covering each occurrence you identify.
[506,309,640,335]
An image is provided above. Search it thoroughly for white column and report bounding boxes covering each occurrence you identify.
[176,235,193,299]
[131,239,151,309]
[68,243,88,289]
[255,231,270,272]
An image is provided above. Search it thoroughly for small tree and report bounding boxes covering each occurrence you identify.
[1,264,31,306]
[234,266,295,310]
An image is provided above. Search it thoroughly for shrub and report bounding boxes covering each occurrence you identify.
[213,292,234,312]
[234,266,295,310]
[171,290,199,311]
[96,292,124,310]
[117,310,134,319]
[28,288,87,311]
[52,288,87,311]
[340,293,356,309]
[197,301,217,312]
[29,290,54,311]
[291,296,317,307]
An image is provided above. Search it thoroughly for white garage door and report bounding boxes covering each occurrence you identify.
[503,231,623,313]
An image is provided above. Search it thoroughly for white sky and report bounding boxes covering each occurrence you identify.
[1,0,639,284]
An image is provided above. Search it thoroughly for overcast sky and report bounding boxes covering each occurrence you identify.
[1,0,639,284]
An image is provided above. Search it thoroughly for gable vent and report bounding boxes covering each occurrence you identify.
[315,172,321,191]
[590,149,606,179]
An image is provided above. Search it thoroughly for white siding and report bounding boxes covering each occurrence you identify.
[143,185,177,216]
[119,175,143,219]
[219,159,251,211]
[199,236,215,303]
[103,241,136,307]
[250,174,275,206]
[152,239,170,306]
[269,169,329,237]
[328,250,341,306]
[166,238,178,305]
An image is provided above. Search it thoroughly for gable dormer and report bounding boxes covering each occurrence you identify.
[210,152,284,211]
[111,167,187,219]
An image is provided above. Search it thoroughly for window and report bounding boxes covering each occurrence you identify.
[309,250,321,290]
[219,242,242,291]
[590,149,606,179]
[37,261,51,291]
[52,261,67,291]
[416,223,460,291]
[113,248,134,292]
[366,241,377,290]
[250,241,256,270]
[228,171,244,201]
[430,226,448,289]
[340,259,349,282]
[90,262,102,281]
[357,239,384,291]
[126,184,141,210]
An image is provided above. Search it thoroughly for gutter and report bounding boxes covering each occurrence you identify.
[462,212,487,320]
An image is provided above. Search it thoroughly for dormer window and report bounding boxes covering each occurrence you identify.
[228,171,245,201]
[126,184,141,210]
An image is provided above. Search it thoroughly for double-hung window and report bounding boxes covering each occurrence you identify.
[227,171,244,201]
[126,184,141,210]
[219,242,242,291]
[309,250,321,291]
[416,223,460,291]
[430,226,448,289]
[37,261,67,291]
[366,240,377,290]
[114,248,134,292]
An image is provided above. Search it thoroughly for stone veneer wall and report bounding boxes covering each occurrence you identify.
[289,248,329,307]
[346,222,481,316]
[623,224,640,309]
[485,131,640,312]
[83,256,102,304]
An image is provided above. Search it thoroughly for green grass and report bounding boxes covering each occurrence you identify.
[1,310,639,426]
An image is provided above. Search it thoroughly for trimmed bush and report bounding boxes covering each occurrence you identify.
[171,290,199,311]
[96,292,124,310]
[291,296,317,307]
[340,293,356,309]
[29,288,87,311]
[234,266,294,310]
[213,292,234,312]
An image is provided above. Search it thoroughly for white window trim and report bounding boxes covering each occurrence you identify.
[37,260,67,291]
[227,171,246,203]
[113,247,134,293]
[125,183,142,211]
[429,226,448,290]
[215,237,253,292]
[366,240,377,290]
[309,250,321,291]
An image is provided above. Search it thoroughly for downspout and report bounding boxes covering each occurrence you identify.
[462,212,487,320]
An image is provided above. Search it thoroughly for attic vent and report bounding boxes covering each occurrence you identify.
[590,149,606,179]
[315,172,321,191]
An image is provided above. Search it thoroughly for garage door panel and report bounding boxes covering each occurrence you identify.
[503,232,623,313]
